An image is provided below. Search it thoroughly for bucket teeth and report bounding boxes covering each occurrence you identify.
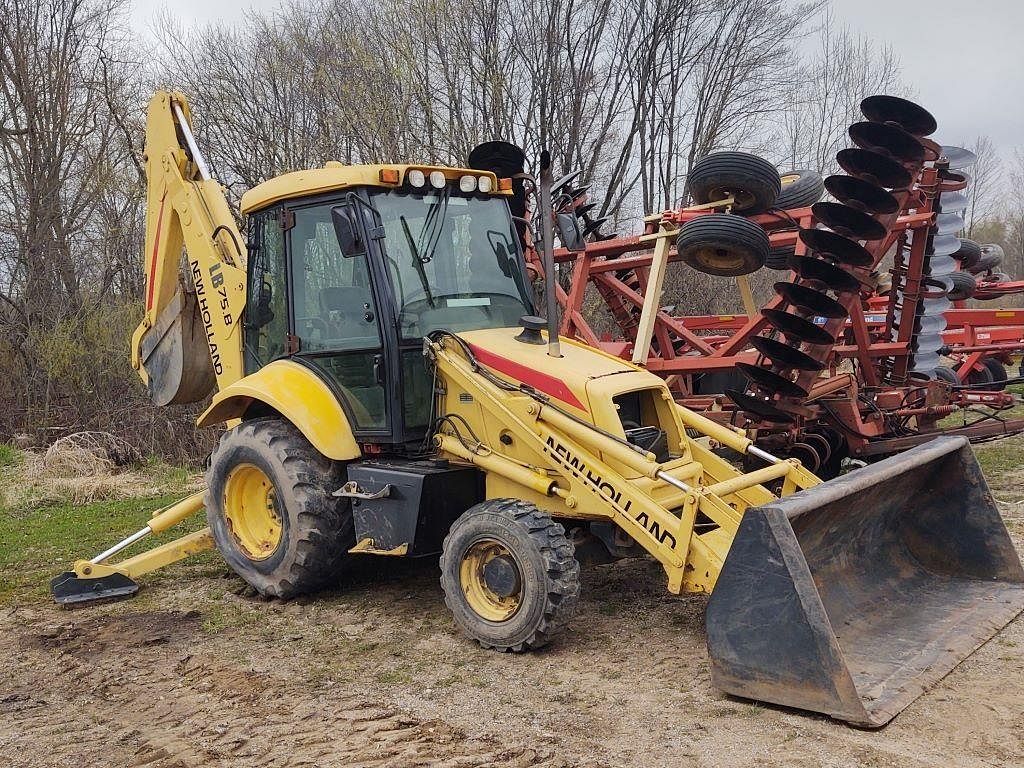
[736,362,810,398]
[836,148,912,189]
[774,282,849,318]
[749,335,826,371]
[848,121,926,162]
[811,202,888,241]
[823,175,899,214]
[725,388,796,423]
[798,229,874,268]
[761,308,836,345]
[860,94,938,137]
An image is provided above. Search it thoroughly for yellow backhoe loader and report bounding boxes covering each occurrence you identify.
[51,91,1024,727]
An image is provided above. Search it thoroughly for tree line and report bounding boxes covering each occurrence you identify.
[1,0,1018,460]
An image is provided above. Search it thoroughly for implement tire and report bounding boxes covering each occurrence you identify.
[205,418,353,598]
[776,169,825,209]
[677,213,770,276]
[440,499,579,652]
[686,151,781,214]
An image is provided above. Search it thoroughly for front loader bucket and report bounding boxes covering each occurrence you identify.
[706,436,1024,727]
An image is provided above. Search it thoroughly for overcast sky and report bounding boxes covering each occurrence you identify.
[129,0,1024,156]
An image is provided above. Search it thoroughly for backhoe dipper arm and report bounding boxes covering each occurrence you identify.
[131,90,248,405]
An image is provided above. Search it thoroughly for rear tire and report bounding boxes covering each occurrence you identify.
[676,213,770,276]
[686,152,781,214]
[440,499,579,652]
[775,170,825,209]
[205,418,354,598]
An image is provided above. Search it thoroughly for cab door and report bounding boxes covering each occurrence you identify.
[285,201,390,435]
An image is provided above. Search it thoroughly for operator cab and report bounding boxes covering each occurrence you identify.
[241,165,534,452]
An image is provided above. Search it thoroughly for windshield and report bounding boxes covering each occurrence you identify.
[371,189,533,338]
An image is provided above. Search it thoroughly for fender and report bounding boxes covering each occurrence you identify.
[196,359,361,461]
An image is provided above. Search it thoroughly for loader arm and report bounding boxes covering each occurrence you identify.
[131,90,248,405]
[427,331,821,594]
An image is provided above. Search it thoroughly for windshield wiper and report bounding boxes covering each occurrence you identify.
[399,215,435,308]
[416,187,450,263]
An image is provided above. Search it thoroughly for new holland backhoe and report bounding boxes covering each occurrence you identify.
[51,91,1024,727]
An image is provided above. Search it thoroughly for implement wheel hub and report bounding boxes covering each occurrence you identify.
[460,539,523,621]
[222,463,283,560]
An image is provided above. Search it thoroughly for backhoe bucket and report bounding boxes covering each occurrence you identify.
[139,288,216,406]
[706,436,1024,727]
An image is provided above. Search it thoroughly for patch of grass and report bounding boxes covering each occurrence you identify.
[0,491,215,607]
[376,668,414,685]
[0,444,21,468]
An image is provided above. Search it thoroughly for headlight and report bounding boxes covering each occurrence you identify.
[408,169,426,188]
[477,175,493,193]
[459,174,477,193]
[429,171,446,189]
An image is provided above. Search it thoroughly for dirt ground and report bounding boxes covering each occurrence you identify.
[3,539,1024,768]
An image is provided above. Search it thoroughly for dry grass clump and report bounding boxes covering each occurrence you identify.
[1,432,201,507]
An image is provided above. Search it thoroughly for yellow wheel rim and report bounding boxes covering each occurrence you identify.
[222,463,283,560]
[459,538,523,622]
[780,173,800,187]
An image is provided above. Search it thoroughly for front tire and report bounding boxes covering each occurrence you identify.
[440,499,580,652]
[205,418,354,598]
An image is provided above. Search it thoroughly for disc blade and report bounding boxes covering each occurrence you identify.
[725,389,796,424]
[922,296,952,314]
[823,175,900,214]
[787,254,863,293]
[928,255,958,275]
[941,146,978,169]
[812,202,888,241]
[737,362,809,398]
[798,229,874,268]
[935,212,965,236]
[762,308,836,345]
[848,121,925,162]
[774,282,849,319]
[749,335,826,371]
[836,148,913,189]
[938,191,969,212]
[912,332,945,355]
[932,234,962,256]
[910,352,942,373]
[860,95,938,137]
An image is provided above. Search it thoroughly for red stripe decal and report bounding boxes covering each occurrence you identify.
[145,195,167,311]
[466,343,586,410]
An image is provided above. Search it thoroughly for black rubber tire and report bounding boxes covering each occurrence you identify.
[953,239,981,269]
[766,244,795,270]
[676,213,770,276]
[205,418,353,598]
[968,252,1001,275]
[440,498,579,652]
[958,362,994,389]
[982,358,1008,391]
[775,169,825,209]
[686,152,781,214]
[988,271,1011,284]
[933,365,959,385]
[946,271,977,301]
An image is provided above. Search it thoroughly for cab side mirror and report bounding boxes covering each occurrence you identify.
[332,206,364,256]
[556,213,586,252]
